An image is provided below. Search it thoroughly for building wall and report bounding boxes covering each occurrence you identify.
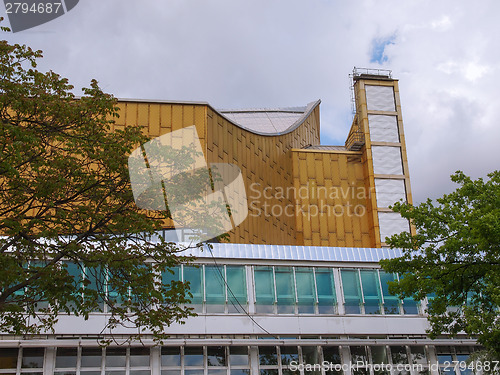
[111,76,412,248]
[291,149,374,247]
[352,77,414,246]
[112,100,321,245]
[206,106,320,245]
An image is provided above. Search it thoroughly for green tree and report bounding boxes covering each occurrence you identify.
[0,36,210,342]
[380,171,500,356]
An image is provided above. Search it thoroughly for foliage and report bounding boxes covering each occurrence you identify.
[0,37,203,343]
[380,171,500,356]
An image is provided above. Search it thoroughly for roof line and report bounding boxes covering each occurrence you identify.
[292,148,363,155]
[214,99,321,137]
[113,97,321,137]
[114,97,210,106]
[219,109,305,114]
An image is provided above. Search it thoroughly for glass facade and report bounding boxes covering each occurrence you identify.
[161,346,250,375]
[254,266,337,315]
[341,270,362,314]
[55,263,422,316]
[162,265,248,314]
[340,269,419,316]
[436,346,478,375]
[0,344,479,375]
[5,261,468,375]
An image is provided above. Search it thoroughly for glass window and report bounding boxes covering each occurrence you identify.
[205,266,226,312]
[231,370,250,375]
[0,348,18,369]
[455,353,473,375]
[184,347,204,367]
[55,348,78,368]
[436,346,453,365]
[402,298,419,315]
[390,346,408,364]
[280,346,299,366]
[162,371,181,375]
[350,346,367,363]
[207,347,226,367]
[360,270,382,314]
[341,270,362,314]
[379,272,400,314]
[162,266,180,286]
[184,266,204,305]
[21,348,44,368]
[207,369,227,375]
[105,348,127,368]
[84,266,105,310]
[63,261,83,289]
[465,291,475,306]
[254,267,275,309]
[229,347,249,366]
[130,348,150,367]
[81,348,102,368]
[301,346,320,365]
[161,347,181,367]
[258,346,278,366]
[295,268,316,314]
[322,346,341,364]
[394,274,419,315]
[275,268,295,313]
[162,266,182,309]
[226,266,247,311]
[370,346,388,364]
[436,348,455,375]
[185,370,205,375]
[438,367,455,375]
[107,269,129,307]
[315,269,336,314]
[409,346,427,365]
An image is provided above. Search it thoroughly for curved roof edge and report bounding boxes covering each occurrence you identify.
[216,99,321,136]
[115,97,321,137]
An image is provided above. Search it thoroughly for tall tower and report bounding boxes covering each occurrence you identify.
[350,68,414,246]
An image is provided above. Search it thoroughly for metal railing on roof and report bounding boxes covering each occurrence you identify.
[352,67,393,79]
[345,114,365,151]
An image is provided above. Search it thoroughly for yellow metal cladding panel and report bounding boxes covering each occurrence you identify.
[114,103,126,127]
[114,100,321,245]
[160,105,173,133]
[205,105,321,245]
[171,105,184,131]
[112,101,208,231]
[149,104,161,137]
[194,106,206,142]
[124,102,138,127]
[292,150,375,247]
[137,104,149,129]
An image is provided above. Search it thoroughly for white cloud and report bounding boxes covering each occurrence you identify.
[431,15,453,31]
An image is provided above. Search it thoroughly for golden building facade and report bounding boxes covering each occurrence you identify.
[114,71,412,248]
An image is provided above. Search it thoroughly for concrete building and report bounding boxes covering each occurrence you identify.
[0,69,477,375]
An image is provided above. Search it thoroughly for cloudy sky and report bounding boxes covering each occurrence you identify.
[3,0,499,203]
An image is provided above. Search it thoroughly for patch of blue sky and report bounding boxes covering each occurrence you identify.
[370,35,396,64]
